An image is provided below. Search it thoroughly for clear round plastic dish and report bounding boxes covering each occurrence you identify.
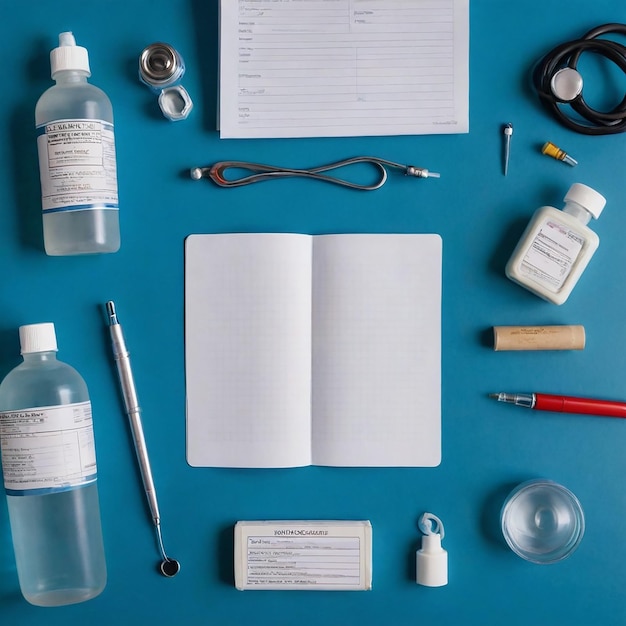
[500,479,585,564]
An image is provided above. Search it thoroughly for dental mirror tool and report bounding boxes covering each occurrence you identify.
[105,301,180,577]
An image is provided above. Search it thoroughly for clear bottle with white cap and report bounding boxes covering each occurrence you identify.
[0,323,106,606]
[505,182,606,305]
[35,32,120,255]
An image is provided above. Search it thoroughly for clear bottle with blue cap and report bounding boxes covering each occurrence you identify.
[35,32,120,255]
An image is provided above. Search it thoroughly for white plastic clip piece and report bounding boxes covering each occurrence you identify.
[158,85,193,121]
[416,512,448,587]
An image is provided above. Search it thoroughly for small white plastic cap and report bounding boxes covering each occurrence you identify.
[564,183,606,220]
[416,512,448,587]
[51,31,91,78]
[158,85,193,121]
[19,323,58,354]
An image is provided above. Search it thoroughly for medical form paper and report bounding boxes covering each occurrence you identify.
[218,0,469,138]
[234,521,373,590]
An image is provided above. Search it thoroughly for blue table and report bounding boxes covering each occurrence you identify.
[1,1,626,624]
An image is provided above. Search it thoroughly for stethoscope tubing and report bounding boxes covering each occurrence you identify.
[533,23,626,135]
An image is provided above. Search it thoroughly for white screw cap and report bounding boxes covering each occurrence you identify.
[51,32,91,78]
[19,323,58,354]
[564,183,606,220]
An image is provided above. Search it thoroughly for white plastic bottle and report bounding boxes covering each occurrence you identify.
[0,323,106,606]
[35,32,120,255]
[505,183,606,305]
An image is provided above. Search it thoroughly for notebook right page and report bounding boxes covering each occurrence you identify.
[311,234,442,467]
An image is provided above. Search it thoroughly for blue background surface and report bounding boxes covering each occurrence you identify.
[1,1,626,624]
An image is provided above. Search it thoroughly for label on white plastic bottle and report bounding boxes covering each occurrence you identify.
[36,118,119,214]
[0,401,97,495]
[520,218,585,292]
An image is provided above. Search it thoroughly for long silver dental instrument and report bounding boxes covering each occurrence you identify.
[190,156,440,190]
[105,300,180,577]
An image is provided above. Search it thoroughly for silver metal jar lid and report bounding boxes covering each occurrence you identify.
[139,42,185,89]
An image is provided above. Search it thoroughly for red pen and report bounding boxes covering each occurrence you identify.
[489,392,626,419]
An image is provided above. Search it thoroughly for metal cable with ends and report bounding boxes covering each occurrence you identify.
[190,156,440,191]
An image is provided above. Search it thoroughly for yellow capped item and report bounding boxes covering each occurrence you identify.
[541,141,578,166]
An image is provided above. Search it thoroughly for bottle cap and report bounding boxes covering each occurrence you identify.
[564,183,606,219]
[19,323,58,354]
[139,42,185,89]
[157,85,193,121]
[50,32,91,78]
[416,512,448,587]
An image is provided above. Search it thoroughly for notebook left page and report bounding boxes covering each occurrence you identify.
[185,234,313,468]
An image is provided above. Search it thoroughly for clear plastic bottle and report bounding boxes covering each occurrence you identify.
[0,323,106,606]
[505,183,606,305]
[35,32,120,255]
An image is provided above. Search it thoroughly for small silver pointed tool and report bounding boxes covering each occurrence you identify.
[503,123,513,176]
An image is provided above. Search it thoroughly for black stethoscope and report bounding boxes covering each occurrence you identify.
[533,23,626,135]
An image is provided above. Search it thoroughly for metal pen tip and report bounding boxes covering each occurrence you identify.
[503,123,513,176]
[105,301,118,325]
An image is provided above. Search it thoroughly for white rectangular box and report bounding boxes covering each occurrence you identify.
[234,520,372,591]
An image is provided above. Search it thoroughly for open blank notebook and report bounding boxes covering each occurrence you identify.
[219,0,469,138]
[185,233,442,468]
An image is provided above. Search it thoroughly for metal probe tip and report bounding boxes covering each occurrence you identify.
[489,393,510,401]
[105,300,118,325]
[503,123,513,176]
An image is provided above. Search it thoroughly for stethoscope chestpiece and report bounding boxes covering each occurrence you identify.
[550,67,583,103]
[533,23,626,135]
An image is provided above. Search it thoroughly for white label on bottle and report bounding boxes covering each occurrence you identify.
[0,401,97,495]
[520,218,585,293]
[36,118,119,214]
